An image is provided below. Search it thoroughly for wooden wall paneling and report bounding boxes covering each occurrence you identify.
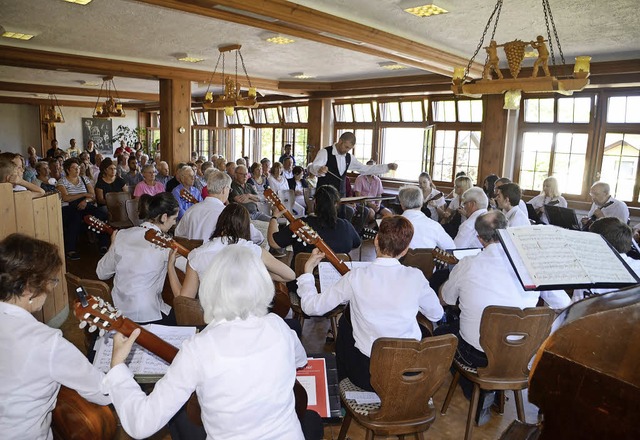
[14,191,36,236]
[0,183,18,239]
[306,99,324,162]
[46,194,67,324]
[159,78,192,169]
[478,95,509,180]
[39,105,56,157]
[32,196,50,241]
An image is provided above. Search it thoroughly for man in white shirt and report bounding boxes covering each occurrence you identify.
[496,183,530,227]
[582,181,629,227]
[175,169,264,244]
[454,187,488,248]
[398,185,455,250]
[494,177,527,215]
[438,210,569,424]
[282,157,294,180]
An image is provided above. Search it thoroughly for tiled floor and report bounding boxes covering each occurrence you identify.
[60,236,540,439]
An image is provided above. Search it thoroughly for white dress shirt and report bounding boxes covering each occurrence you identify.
[102,314,306,440]
[505,205,530,227]
[0,302,110,440]
[175,197,263,245]
[297,258,443,357]
[283,169,294,179]
[308,145,390,177]
[454,208,487,249]
[96,222,172,322]
[587,197,630,224]
[441,243,570,352]
[402,209,456,250]
[518,199,528,215]
[188,237,262,280]
[528,194,568,224]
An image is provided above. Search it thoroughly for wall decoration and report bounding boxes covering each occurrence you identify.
[82,118,113,156]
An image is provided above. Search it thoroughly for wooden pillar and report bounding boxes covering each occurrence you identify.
[159,78,191,169]
[478,95,508,180]
[39,105,56,157]
[306,99,324,163]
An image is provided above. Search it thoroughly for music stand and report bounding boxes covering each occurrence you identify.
[526,203,541,223]
[545,204,581,230]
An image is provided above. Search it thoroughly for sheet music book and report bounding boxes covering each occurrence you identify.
[318,261,371,292]
[296,358,331,418]
[92,324,196,375]
[498,225,640,291]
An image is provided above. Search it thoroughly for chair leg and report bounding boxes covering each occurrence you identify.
[441,370,460,415]
[337,411,352,440]
[364,429,375,440]
[496,390,505,414]
[298,315,305,330]
[514,389,526,423]
[465,384,481,440]
[331,316,339,341]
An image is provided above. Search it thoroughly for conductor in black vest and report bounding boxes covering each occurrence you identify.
[308,132,398,198]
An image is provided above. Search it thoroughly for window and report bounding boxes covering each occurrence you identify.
[379,127,428,180]
[516,95,593,195]
[337,129,373,165]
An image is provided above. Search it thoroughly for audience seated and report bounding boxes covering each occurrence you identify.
[230,165,272,221]
[122,156,143,195]
[171,165,202,221]
[0,152,45,198]
[353,161,392,227]
[95,158,128,207]
[133,164,164,197]
[155,161,172,189]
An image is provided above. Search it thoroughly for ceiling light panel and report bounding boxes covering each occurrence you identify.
[402,3,449,17]
[63,0,93,5]
[378,62,407,71]
[264,34,295,45]
[289,72,315,79]
[2,31,35,40]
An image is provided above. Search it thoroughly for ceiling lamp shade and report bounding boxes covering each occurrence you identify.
[93,76,125,118]
[203,44,258,114]
[451,0,590,109]
[42,93,65,124]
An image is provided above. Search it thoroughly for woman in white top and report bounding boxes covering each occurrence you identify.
[168,203,295,299]
[97,192,181,324]
[0,234,110,440]
[104,245,307,440]
[418,172,446,221]
[267,161,289,193]
[529,176,567,224]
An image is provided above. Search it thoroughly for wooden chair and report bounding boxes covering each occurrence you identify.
[399,248,436,280]
[105,191,133,229]
[441,306,556,440]
[338,335,458,440]
[124,197,141,226]
[173,296,206,326]
[292,252,351,339]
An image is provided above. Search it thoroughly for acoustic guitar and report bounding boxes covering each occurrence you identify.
[179,188,200,205]
[84,215,115,235]
[71,286,308,426]
[264,188,350,275]
[581,199,614,231]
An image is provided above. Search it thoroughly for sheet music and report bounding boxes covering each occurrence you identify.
[318,261,371,292]
[502,226,637,288]
[93,324,196,375]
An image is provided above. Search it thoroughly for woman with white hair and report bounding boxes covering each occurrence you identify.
[528,176,567,224]
[103,245,308,440]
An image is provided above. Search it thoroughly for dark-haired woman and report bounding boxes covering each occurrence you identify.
[57,157,108,259]
[168,203,295,299]
[97,192,184,325]
[0,234,111,439]
[298,216,444,391]
[95,157,128,207]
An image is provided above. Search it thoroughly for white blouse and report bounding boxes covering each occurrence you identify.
[188,237,262,280]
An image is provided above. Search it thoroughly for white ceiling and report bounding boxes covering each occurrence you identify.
[0,0,638,103]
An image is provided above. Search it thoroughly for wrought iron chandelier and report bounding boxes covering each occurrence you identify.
[93,76,126,118]
[42,93,65,124]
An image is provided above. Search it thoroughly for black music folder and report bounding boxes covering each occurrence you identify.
[545,204,581,230]
[498,225,640,291]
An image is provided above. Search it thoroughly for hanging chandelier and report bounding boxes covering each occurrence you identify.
[93,76,126,118]
[42,93,65,124]
[451,0,591,110]
[202,44,258,116]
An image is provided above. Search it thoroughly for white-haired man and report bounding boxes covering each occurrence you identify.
[176,169,263,244]
[454,187,488,248]
[171,165,202,220]
[582,181,629,226]
[398,185,455,250]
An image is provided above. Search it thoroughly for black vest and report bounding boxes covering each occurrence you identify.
[316,146,351,196]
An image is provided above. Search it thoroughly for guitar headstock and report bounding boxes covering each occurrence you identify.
[361,227,378,240]
[263,188,285,211]
[144,229,174,250]
[432,247,459,266]
[83,215,114,235]
[73,286,122,337]
[180,188,199,205]
[289,219,320,246]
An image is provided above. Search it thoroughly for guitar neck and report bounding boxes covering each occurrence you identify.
[172,242,191,258]
[115,318,179,364]
[313,238,350,275]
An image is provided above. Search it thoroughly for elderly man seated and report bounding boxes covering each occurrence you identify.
[454,187,488,249]
[399,185,455,250]
[582,181,629,227]
[230,165,272,222]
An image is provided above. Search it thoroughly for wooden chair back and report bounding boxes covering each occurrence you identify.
[105,191,133,228]
[478,306,555,381]
[124,198,141,226]
[303,187,316,214]
[368,335,458,422]
[173,296,206,326]
[399,248,435,280]
[65,272,113,304]
[294,252,351,290]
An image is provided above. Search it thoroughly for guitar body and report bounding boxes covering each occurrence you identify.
[52,387,117,440]
[272,281,292,319]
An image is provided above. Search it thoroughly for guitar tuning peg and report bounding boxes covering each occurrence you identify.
[88,325,97,333]
[302,242,307,246]
[297,238,302,242]
[98,299,104,307]
[109,313,117,319]
[78,321,87,329]
[99,329,105,337]
[93,316,100,323]
[291,234,297,239]
[91,303,98,310]
[107,304,115,312]
[115,310,122,318]
[83,313,91,320]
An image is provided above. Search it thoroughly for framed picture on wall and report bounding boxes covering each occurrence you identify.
[82,118,113,156]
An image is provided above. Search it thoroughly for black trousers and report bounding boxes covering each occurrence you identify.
[61,204,109,253]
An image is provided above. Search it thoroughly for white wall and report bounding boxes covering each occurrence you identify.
[0,103,138,157]
[0,103,40,154]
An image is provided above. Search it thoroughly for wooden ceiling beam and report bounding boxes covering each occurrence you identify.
[0,96,145,109]
[134,0,482,77]
[0,82,159,101]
